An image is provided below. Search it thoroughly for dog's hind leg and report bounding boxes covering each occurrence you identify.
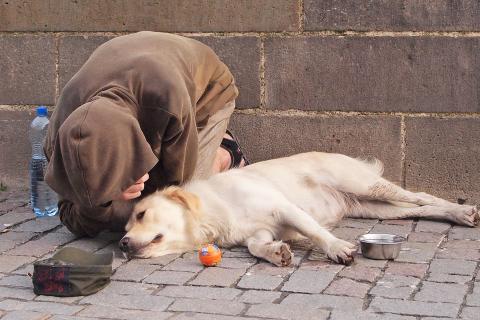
[245,229,293,267]
[348,200,479,227]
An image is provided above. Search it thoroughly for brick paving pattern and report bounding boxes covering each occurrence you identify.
[0,188,479,319]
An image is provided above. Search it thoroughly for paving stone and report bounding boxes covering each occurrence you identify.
[97,280,157,296]
[0,310,51,320]
[143,270,196,285]
[216,257,257,269]
[0,211,34,226]
[415,281,467,303]
[427,272,472,284]
[0,286,36,300]
[13,217,61,233]
[0,274,32,287]
[173,314,264,320]
[415,220,451,234]
[436,247,480,260]
[237,273,283,290]
[0,299,84,315]
[281,269,336,293]
[168,298,245,315]
[0,240,16,252]
[65,238,111,252]
[338,218,378,229]
[466,284,480,306]
[0,231,36,242]
[77,305,172,320]
[354,255,388,268]
[189,267,246,287]
[157,285,241,300]
[162,255,205,272]
[130,253,180,265]
[369,224,412,238]
[324,278,371,298]
[282,293,364,311]
[246,303,329,320]
[330,311,416,320]
[461,306,480,320]
[369,297,459,317]
[80,292,173,311]
[385,262,428,278]
[370,275,420,299]
[6,232,77,257]
[429,258,477,275]
[332,227,367,241]
[239,290,282,304]
[111,262,158,282]
[249,261,295,277]
[396,242,437,263]
[298,259,344,273]
[222,250,255,258]
[34,295,81,304]
[381,219,414,226]
[444,240,480,249]
[339,265,382,282]
[49,316,100,320]
[407,232,445,244]
[0,255,36,273]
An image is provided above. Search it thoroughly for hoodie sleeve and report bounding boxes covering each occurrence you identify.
[58,199,114,237]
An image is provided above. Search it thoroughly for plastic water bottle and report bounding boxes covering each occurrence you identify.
[29,106,58,217]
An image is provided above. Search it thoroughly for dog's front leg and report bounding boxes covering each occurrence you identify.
[245,229,293,267]
[277,205,356,265]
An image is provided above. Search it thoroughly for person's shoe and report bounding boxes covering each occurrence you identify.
[220,129,250,169]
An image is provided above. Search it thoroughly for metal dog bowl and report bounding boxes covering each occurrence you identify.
[358,234,406,260]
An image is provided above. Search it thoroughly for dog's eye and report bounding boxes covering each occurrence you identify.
[136,211,145,220]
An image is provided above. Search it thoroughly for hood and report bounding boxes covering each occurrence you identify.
[45,97,158,208]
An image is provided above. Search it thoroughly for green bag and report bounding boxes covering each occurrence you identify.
[32,247,113,296]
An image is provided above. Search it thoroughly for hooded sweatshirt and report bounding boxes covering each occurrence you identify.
[44,31,238,236]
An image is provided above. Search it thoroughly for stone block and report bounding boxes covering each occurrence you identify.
[229,113,402,183]
[143,270,196,285]
[239,290,282,304]
[237,274,283,290]
[264,37,480,113]
[324,278,371,297]
[188,267,245,287]
[193,36,261,108]
[0,299,84,315]
[330,311,416,320]
[281,269,336,293]
[168,298,245,315]
[79,292,173,311]
[384,262,428,278]
[396,242,437,263]
[0,255,36,273]
[304,0,480,31]
[414,281,467,303]
[246,303,329,320]
[339,265,382,282]
[429,258,477,275]
[157,285,241,300]
[111,262,158,282]
[0,35,55,104]
[405,118,480,203]
[370,274,420,299]
[77,305,171,320]
[0,0,299,32]
[369,297,459,317]
[1,310,51,320]
[281,293,364,311]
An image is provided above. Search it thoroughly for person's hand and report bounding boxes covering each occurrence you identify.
[118,173,149,201]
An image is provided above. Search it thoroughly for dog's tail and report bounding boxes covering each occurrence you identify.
[356,157,384,177]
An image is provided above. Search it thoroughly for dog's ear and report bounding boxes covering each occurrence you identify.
[163,186,201,217]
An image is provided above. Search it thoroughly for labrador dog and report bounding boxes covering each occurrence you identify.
[119,152,479,266]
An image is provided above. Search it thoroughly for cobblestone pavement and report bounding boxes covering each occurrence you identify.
[1,187,479,320]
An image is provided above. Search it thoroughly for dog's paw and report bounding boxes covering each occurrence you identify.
[448,205,479,227]
[269,242,293,267]
[325,239,356,266]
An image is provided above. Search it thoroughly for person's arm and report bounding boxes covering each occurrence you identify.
[58,199,114,237]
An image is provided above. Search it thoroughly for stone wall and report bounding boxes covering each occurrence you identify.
[1,0,479,203]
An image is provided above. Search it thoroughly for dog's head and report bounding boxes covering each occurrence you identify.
[119,186,200,258]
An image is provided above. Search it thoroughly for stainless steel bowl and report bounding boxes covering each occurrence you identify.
[358,233,406,260]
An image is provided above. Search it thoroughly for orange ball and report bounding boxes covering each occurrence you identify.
[198,244,222,267]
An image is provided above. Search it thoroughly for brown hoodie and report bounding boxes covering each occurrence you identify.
[44,32,238,236]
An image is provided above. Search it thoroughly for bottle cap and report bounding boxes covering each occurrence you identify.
[36,106,48,117]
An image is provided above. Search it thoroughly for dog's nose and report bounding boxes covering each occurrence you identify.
[119,237,130,252]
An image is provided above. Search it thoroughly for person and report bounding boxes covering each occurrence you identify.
[44,31,248,237]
